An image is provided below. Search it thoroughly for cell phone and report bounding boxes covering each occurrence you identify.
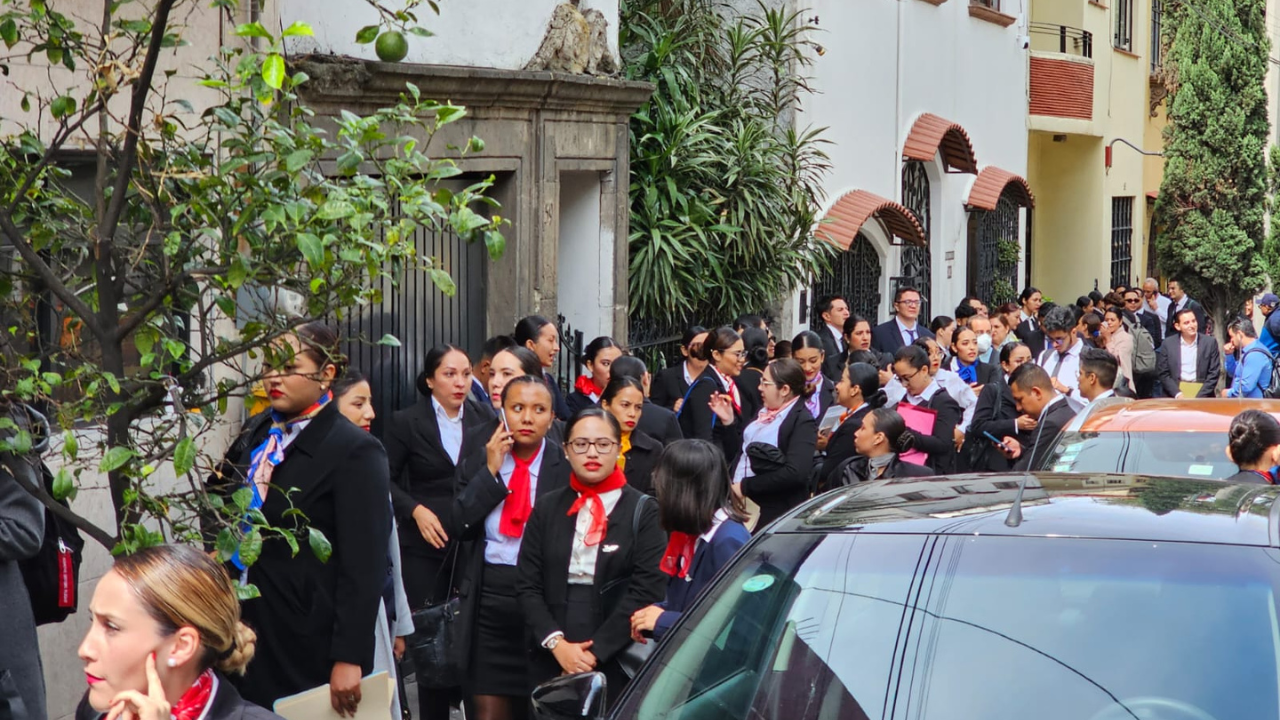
[982,430,1013,454]
[499,408,509,432]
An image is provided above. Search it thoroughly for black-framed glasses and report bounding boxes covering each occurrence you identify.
[897,299,922,307]
[895,368,924,384]
[567,439,619,455]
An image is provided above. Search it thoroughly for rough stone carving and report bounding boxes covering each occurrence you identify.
[526,3,617,76]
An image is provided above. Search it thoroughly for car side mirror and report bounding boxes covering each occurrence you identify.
[530,672,607,720]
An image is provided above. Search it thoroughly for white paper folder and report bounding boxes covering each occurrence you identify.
[273,671,393,720]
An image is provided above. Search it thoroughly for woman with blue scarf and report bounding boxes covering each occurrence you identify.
[212,322,391,716]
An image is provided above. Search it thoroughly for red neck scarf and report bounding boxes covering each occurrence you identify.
[172,669,215,720]
[499,445,542,537]
[660,532,698,578]
[574,374,605,399]
[567,469,627,546]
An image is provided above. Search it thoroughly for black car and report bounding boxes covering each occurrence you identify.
[534,473,1280,720]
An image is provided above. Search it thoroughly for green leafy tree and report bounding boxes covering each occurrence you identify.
[0,0,504,566]
[620,0,832,326]
[1154,0,1270,338]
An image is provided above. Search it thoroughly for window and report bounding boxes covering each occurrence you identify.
[972,0,1000,8]
[1110,196,1133,290]
[1115,0,1134,51]
[1150,0,1163,72]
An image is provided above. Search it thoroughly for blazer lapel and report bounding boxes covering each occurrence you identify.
[415,397,451,466]
[537,443,570,498]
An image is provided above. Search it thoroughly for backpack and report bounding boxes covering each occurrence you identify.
[1123,316,1158,377]
[18,461,85,625]
[1242,347,1280,399]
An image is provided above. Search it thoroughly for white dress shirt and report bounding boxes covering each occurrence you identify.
[683,362,696,387]
[1179,336,1199,383]
[827,323,845,353]
[567,488,623,585]
[896,318,923,347]
[1038,340,1084,403]
[432,396,464,464]
[934,369,978,431]
[732,399,798,482]
[483,441,544,566]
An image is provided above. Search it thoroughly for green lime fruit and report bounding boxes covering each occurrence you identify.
[375,31,408,62]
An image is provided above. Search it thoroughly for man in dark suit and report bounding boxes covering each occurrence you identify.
[1000,362,1079,471]
[1164,278,1207,338]
[612,356,683,445]
[1155,307,1221,397]
[813,295,850,381]
[871,286,934,355]
[1078,346,1134,405]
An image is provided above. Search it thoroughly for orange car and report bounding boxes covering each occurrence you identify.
[1036,398,1280,479]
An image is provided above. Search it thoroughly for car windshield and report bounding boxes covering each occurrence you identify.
[1036,431,1235,478]
[617,532,1280,720]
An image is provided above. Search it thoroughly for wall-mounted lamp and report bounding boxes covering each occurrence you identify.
[1105,137,1163,173]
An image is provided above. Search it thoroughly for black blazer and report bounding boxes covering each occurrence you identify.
[678,368,739,442]
[900,389,963,475]
[517,486,667,686]
[836,454,935,484]
[637,399,683,446]
[1225,469,1275,485]
[622,429,663,495]
[385,396,491,561]
[1013,396,1078,471]
[815,324,846,382]
[723,399,817,530]
[450,440,572,686]
[736,367,765,422]
[1165,298,1208,338]
[966,379,1018,472]
[78,676,282,720]
[871,318,934,355]
[1015,317,1046,358]
[1156,334,1221,398]
[219,403,390,709]
[546,371,572,421]
[816,404,873,493]
[566,388,599,416]
[650,364,691,411]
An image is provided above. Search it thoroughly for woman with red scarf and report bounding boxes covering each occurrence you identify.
[452,375,566,720]
[628,439,750,644]
[517,407,667,698]
[566,336,623,415]
[76,544,281,720]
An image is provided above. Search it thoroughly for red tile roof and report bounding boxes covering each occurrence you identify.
[966,167,1035,211]
[903,113,979,174]
[819,190,927,249]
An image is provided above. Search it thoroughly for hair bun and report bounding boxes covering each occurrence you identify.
[215,621,258,676]
[868,388,889,410]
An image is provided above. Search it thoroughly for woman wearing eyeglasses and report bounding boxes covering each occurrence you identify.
[890,344,962,474]
[678,327,745,442]
[517,407,667,698]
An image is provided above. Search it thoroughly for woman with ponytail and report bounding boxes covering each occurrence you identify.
[835,408,935,484]
[211,322,390,714]
[815,362,888,493]
[790,331,836,422]
[567,336,623,415]
[517,408,667,699]
[76,544,281,719]
[734,327,771,422]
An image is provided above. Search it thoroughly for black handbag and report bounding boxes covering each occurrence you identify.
[408,545,462,690]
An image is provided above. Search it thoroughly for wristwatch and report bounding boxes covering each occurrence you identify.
[544,633,563,651]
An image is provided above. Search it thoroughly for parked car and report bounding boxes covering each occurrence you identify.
[533,472,1280,720]
[1034,398,1280,479]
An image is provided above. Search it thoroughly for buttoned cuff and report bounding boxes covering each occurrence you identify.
[541,631,564,649]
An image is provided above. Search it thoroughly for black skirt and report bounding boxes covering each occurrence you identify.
[468,563,529,696]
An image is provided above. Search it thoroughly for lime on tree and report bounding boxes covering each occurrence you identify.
[375,31,408,62]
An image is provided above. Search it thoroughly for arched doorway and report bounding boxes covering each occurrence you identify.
[965,167,1035,308]
[812,232,883,326]
[900,160,932,319]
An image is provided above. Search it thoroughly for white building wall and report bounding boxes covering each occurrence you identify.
[283,0,619,70]
[797,0,1030,327]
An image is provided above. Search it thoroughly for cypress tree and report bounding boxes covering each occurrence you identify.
[1154,0,1270,336]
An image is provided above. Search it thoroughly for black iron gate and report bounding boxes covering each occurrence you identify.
[967,190,1022,308]
[812,232,882,328]
[337,191,488,437]
[900,160,932,320]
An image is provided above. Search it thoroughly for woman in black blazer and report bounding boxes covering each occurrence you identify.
[711,358,817,531]
[76,545,283,720]
[965,342,1033,472]
[214,323,390,714]
[384,345,491,720]
[629,439,751,643]
[790,330,836,422]
[517,408,667,697]
[601,375,663,495]
[891,344,963,474]
[735,327,770,422]
[836,408,936,483]
[678,327,745,442]
[516,315,572,421]
[566,336,623,415]
[816,362,887,493]
[651,326,708,411]
[452,375,567,720]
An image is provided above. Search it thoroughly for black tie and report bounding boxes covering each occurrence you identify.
[1052,352,1068,378]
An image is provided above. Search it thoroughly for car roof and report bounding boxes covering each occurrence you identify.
[773,472,1280,547]
[1075,398,1280,433]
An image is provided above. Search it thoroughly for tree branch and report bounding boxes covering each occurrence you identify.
[3,454,116,549]
[0,213,101,330]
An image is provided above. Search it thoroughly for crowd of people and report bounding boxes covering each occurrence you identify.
[9,276,1280,720]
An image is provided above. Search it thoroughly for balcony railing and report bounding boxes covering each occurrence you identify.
[1029,21,1093,59]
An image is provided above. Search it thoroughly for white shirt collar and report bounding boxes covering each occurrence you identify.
[907,379,941,404]
[700,508,731,544]
[432,396,463,424]
[895,317,919,333]
[1180,335,1198,348]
